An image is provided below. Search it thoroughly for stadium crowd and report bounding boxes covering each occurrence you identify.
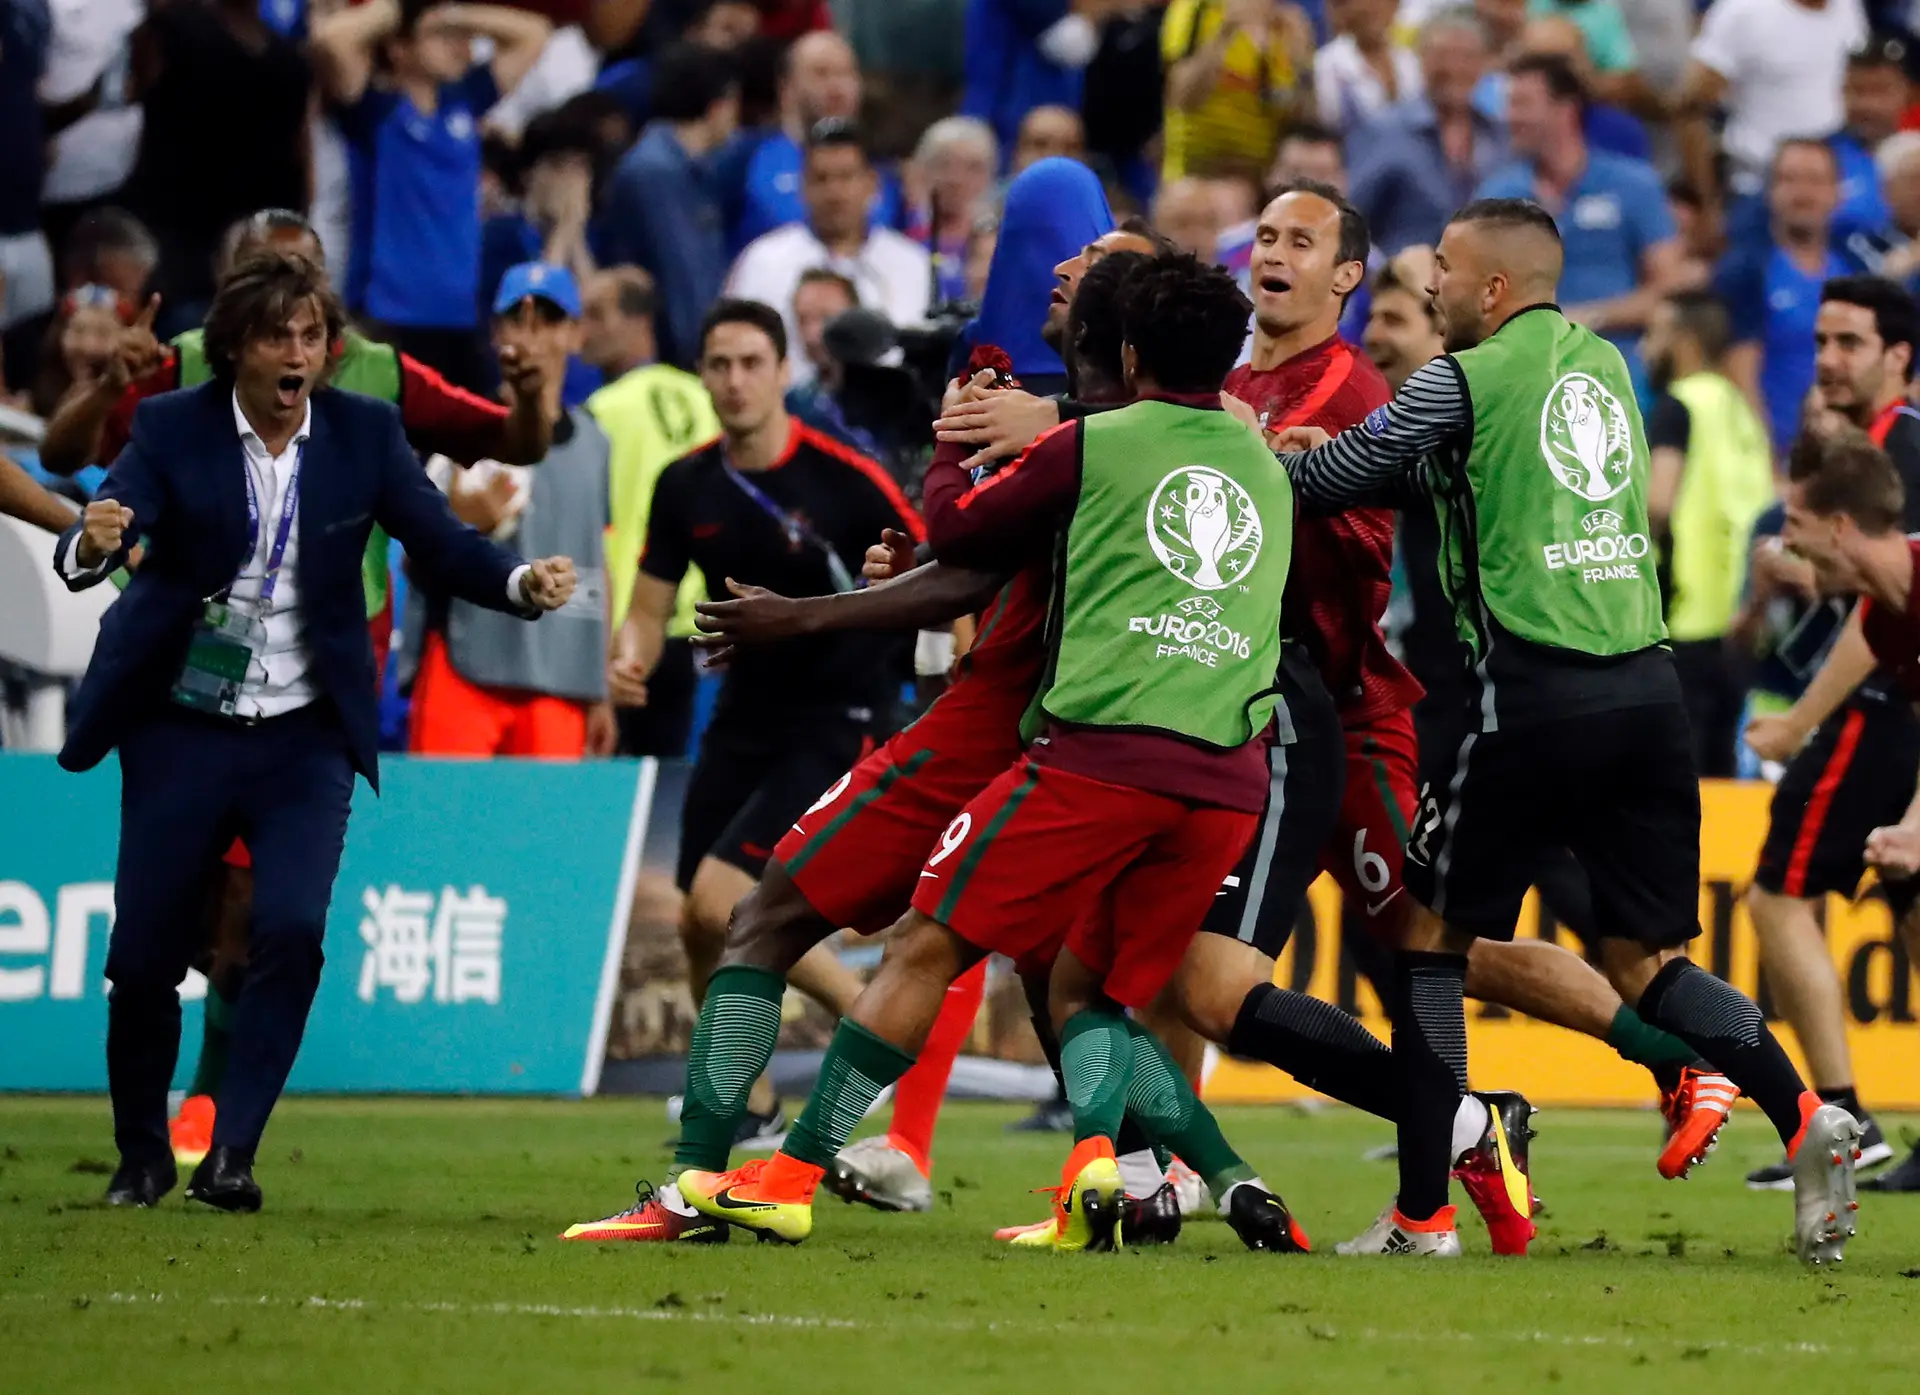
[5,0,1920,773]
[7,0,1920,1244]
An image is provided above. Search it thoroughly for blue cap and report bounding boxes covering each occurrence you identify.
[493,262,581,319]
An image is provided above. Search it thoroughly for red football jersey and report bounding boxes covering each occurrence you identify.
[1226,336,1424,726]
[936,560,1051,731]
[1861,539,1920,701]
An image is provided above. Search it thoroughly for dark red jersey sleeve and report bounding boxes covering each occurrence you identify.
[98,354,182,464]
[396,351,510,464]
[925,419,1080,572]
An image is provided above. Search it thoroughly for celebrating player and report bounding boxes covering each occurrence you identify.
[674,254,1301,1251]
[1740,277,1920,1191]
[1273,198,1861,1265]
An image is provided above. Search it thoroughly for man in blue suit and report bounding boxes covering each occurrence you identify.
[53,252,578,1212]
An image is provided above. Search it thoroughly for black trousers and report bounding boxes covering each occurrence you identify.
[107,703,354,1165]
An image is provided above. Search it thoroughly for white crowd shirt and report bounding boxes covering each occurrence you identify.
[1691,0,1866,196]
[1314,36,1423,132]
[724,223,933,386]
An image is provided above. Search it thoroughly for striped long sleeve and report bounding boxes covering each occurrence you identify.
[1275,356,1473,512]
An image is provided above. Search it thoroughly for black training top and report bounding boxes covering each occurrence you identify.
[642,417,924,727]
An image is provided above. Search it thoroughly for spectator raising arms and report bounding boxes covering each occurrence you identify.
[1315,0,1421,133]
[1678,0,1866,235]
[600,43,741,370]
[1162,0,1314,181]
[725,120,932,387]
[313,0,553,391]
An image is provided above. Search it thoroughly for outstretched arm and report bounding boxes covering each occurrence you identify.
[695,562,1007,648]
[1271,355,1468,511]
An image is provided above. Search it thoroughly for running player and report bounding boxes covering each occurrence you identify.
[1781,439,1920,970]
[35,207,552,1166]
[1370,249,1739,1182]
[1274,198,1860,1265]
[1739,277,1920,1191]
[675,254,1303,1251]
[606,297,921,1147]
[557,232,1195,1246]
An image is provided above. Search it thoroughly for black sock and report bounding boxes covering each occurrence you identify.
[1228,982,1400,1120]
[1818,1085,1867,1123]
[1390,950,1467,1222]
[1635,959,1806,1145]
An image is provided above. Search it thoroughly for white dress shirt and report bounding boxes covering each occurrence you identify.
[63,392,533,719]
[724,223,933,386]
[1314,37,1423,133]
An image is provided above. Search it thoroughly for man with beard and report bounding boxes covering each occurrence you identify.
[1273,198,1858,1263]
[1740,275,1920,1192]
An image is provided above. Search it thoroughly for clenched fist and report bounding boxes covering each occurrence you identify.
[519,555,577,611]
[77,499,134,567]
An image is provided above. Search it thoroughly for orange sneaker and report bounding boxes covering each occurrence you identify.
[169,1094,215,1168]
[679,1153,824,1244]
[1658,1067,1740,1179]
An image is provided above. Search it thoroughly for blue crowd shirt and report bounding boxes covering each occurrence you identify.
[1832,130,1894,245]
[599,122,729,369]
[1477,149,1673,382]
[339,66,498,329]
[1348,99,1508,255]
[1715,233,1865,450]
[721,128,906,255]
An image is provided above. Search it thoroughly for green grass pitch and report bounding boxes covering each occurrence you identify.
[4,1096,1919,1393]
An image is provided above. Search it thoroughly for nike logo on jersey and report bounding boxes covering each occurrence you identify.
[1365,888,1404,918]
[918,871,940,879]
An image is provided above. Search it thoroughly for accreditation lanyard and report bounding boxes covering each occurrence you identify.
[232,442,305,608]
[719,446,857,594]
[172,445,304,717]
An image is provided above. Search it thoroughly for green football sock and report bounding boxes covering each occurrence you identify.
[1605,1004,1699,1068]
[1123,1020,1253,1201]
[187,986,235,1099]
[784,1019,917,1169]
[671,965,786,1175]
[1059,1009,1134,1143]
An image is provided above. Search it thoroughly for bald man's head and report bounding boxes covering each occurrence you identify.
[1430,198,1562,350]
[785,31,859,126]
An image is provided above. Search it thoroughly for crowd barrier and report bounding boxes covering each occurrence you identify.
[0,753,651,1095]
[4,759,1913,1105]
[1209,780,1920,1108]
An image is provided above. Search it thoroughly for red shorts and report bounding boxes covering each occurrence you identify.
[1321,705,1420,934]
[910,758,1257,1009]
[775,709,1026,935]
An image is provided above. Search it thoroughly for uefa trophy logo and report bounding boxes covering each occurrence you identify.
[1146,466,1264,591]
[1540,371,1634,503]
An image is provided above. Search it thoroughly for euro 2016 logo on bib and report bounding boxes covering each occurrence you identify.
[1540,372,1634,503]
[1146,466,1263,591]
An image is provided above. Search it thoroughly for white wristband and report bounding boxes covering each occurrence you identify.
[915,629,958,677]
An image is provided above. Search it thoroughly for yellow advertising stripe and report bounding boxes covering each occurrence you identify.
[1205,780,1920,1108]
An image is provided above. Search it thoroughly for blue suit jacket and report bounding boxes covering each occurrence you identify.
[52,382,534,789]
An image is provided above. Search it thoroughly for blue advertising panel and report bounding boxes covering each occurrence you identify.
[0,753,651,1095]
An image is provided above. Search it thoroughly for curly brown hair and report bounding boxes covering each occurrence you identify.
[202,252,345,382]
